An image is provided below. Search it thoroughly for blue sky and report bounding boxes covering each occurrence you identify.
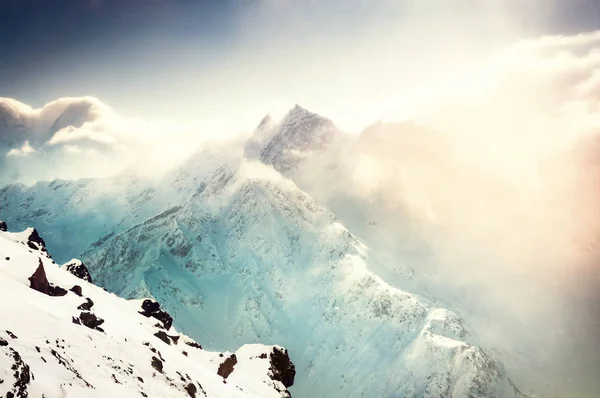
[1,0,600,129]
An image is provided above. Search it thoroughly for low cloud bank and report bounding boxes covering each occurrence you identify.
[0,96,236,184]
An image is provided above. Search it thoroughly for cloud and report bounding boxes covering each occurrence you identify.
[0,96,240,184]
[285,30,600,397]
[6,140,35,157]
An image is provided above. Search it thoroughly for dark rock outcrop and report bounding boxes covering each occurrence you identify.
[78,311,104,331]
[5,347,32,398]
[63,260,93,283]
[139,299,173,330]
[70,285,83,296]
[217,354,237,379]
[184,382,197,398]
[26,228,47,252]
[153,331,179,345]
[269,347,295,388]
[0,220,7,231]
[28,259,67,297]
[184,340,202,350]
[77,298,94,311]
[151,356,163,373]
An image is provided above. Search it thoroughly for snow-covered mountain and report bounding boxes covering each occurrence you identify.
[0,222,296,398]
[0,141,527,398]
[0,104,537,397]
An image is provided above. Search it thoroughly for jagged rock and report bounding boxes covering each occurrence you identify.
[217,354,237,379]
[184,340,202,350]
[0,337,8,346]
[151,356,163,373]
[153,331,171,345]
[5,347,32,398]
[63,259,92,283]
[72,317,81,325]
[26,229,46,252]
[77,298,94,311]
[0,220,7,232]
[78,311,104,330]
[184,382,197,397]
[28,259,67,297]
[139,299,173,330]
[70,285,83,296]
[153,331,179,345]
[269,347,295,388]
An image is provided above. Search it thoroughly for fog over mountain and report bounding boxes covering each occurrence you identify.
[0,29,599,398]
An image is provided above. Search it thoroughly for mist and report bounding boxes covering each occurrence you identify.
[285,31,600,397]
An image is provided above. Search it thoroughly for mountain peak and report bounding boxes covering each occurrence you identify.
[256,114,275,130]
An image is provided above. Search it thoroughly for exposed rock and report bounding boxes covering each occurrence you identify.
[26,228,47,252]
[184,340,202,350]
[153,331,179,345]
[28,259,67,297]
[153,331,171,345]
[0,337,8,346]
[72,317,81,325]
[0,220,7,231]
[63,259,92,283]
[70,285,83,296]
[4,347,32,398]
[78,311,104,331]
[185,382,197,397]
[151,356,163,373]
[139,299,173,330]
[269,347,295,388]
[77,298,94,311]
[217,354,237,379]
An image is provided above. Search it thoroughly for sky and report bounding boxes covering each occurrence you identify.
[1,0,600,131]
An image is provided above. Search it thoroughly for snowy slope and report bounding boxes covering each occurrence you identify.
[0,225,295,398]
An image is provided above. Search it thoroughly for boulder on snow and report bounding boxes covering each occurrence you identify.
[78,311,104,331]
[70,285,83,296]
[0,220,7,231]
[269,347,295,388]
[63,259,92,283]
[153,330,179,345]
[28,259,68,297]
[217,354,237,379]
[139,299,173,330]
[26,228,47,252]
[77,298,94,311]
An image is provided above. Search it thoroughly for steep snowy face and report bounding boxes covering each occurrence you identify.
[82,154,523,398]
[0,225,295,398]
[0,173,168,263]
[258,105,343,173]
